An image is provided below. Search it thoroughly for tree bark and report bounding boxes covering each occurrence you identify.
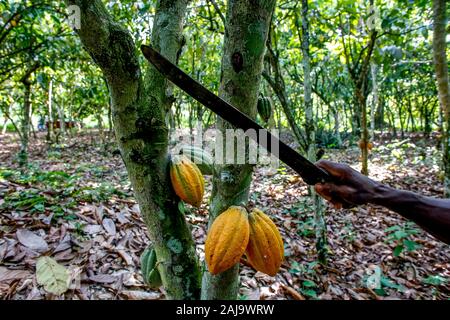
[201,0,276,300]
[432,0,450,197]
[1,102,13,135]
[300,0,328,264]
[56,101,66,137]
[66,0,201,299]
[370,62,378,138]
[18,63,39,167]
[19,81,31,166]
[46,79,53,143]
[332,103,342,147]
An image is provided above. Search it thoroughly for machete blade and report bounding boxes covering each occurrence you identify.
[141,45,330,185]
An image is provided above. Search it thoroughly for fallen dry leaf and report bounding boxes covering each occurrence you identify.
[16,229,48,252]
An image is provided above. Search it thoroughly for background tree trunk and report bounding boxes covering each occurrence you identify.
[201,0,276,300]
[370,62,378,138]
[46,79,53,143]
[67,0,201,299]
[56,101,66,137]
[19,63,39,166]
[332,103,342,147]
[300,0,328,264]
[432,0,450,197]
[19,80,31,166]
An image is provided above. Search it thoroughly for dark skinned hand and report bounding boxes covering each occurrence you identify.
[314,160,380,209]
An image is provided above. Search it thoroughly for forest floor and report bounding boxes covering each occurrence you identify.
[0,131,449,300]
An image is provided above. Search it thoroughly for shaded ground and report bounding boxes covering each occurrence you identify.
[0,131,449,300]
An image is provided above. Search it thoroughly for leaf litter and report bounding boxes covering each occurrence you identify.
[0,131,448,300]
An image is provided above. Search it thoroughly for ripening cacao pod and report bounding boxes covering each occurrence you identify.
[245,208,284,276]
[205,206,250,275]
[170,154,205,207]
[257,96,272,123]
[179,145,214,175]
[358,140,373,151]
[140,246,162,289]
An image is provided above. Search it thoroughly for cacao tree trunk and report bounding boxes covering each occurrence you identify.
[66,0,201,299]
[1,117,7,135]
[1,102,13,135]
[201,0,276,300]
[46,79,53,143]
[300,0,328,264]
[359,88,369,175]
[332,103,342,148]
[18,63,39,167]
[19,81,31,166]
[56,101,66,137]
[432,0,450,197]
[370,62,378,139]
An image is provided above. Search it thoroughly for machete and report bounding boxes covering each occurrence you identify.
[141,45,330,185]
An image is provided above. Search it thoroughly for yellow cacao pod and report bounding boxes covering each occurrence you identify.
[205,206,250,275]
[245,208,284,276]
[170,155,205,207]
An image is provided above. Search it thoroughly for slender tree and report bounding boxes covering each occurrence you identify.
[340,3,378,175]
[432,0,450,197]
[18,62,39,167]
[299,0,328,264]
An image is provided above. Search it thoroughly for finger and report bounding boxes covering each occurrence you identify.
[326,197,354,210]
[331,201,343,209]
[314,183,333,202]
[316,183,358,207]
[315,160,350,179]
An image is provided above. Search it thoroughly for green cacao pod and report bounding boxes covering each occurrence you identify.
[140,246,162,289]
[257,96,272,123]
[179,145,214,175]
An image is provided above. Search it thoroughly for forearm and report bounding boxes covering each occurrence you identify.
[371,184,450,244]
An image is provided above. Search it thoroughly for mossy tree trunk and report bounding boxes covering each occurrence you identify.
[432,0,450,197]
[66,0,201,299]
[201,0,276,300]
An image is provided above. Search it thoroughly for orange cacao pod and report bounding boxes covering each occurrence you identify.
[245,208,284,276]
[170,155,205,207]
[358,140,373,151]
[205,206,250,275]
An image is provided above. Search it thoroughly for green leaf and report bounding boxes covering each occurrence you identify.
[302,280,317,288]
[381,277,404,291]
[393,230,408,240]
[36,256,70,295]
[384,225,400,232]
[374,288,387,296]
[301,289,317,298]
[403,240,420,251]
[393,245,404,257]
[423,275,447,286]
[178,201,186,214]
